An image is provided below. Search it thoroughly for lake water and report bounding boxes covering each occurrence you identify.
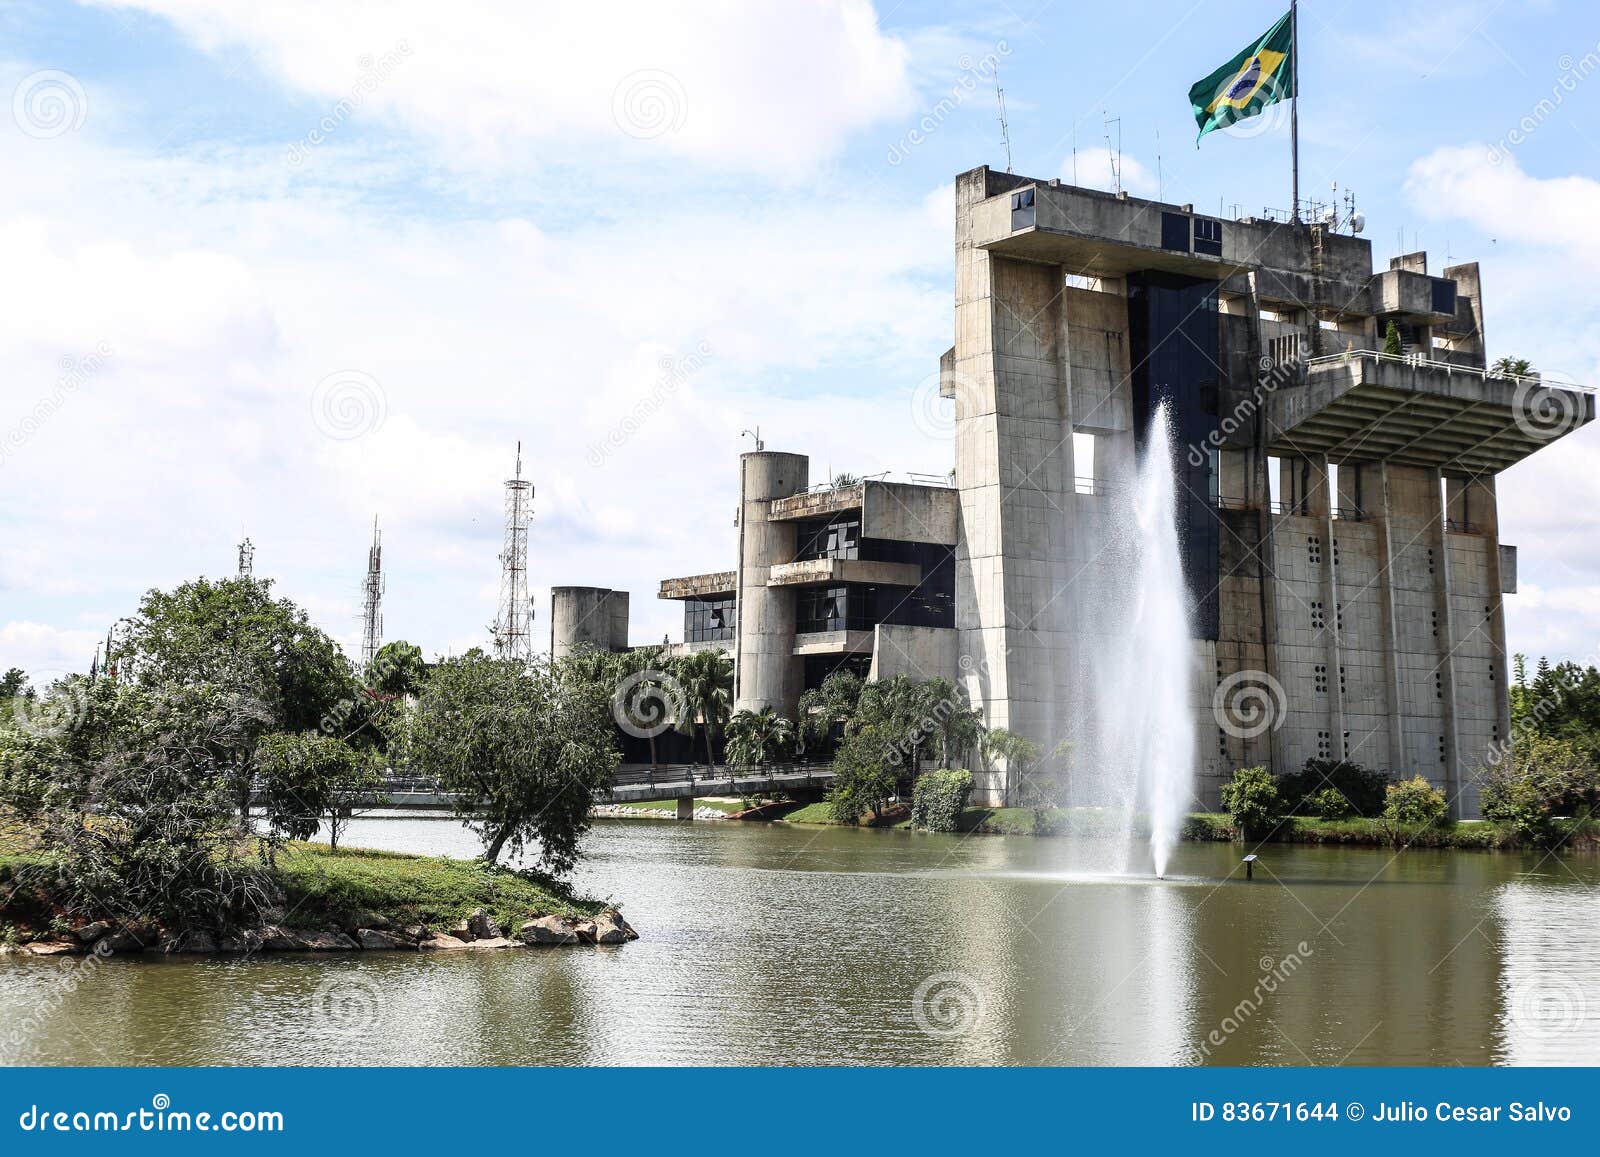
[3,815,1598,1066]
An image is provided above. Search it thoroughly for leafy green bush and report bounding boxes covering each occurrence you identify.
[1382,776,1448,826]
[1276,759,1388,817]
[1220,766,1280,839]
[1480,775,1555,845]
[1305,787,1353,820]
[911,769,974,833]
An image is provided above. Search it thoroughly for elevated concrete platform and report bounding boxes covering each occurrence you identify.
[767,557,921,588]
[792,629,874,656]
[658,571,735,599]
[768,479,958,545]
[1268,352,1594,472]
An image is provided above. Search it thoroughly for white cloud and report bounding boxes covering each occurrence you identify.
[87,0,916,180]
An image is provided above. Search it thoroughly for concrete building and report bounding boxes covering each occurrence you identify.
[556,165,1595,815]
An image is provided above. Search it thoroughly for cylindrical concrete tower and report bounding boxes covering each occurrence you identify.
[550,586,629,660]
[734,451,808,714]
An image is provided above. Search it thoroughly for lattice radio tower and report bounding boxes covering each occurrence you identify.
[491,442,535,663]
[236,537,255,580]
[360,516,384,669]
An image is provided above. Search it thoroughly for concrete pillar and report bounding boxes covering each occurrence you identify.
[676,796,694,821]
[734,451,807,715]
[951,168,1077,805]
[550,587,629,659]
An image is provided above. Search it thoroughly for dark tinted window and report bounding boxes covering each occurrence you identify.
[1161,212,1191,252]
[1193,218,1223,256]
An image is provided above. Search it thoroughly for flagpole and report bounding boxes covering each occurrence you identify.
[1290,0,1300,222]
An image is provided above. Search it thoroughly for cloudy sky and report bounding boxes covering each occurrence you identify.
[2,0,1598,685]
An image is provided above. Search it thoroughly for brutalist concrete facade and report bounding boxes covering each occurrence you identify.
[559,165,1594,815]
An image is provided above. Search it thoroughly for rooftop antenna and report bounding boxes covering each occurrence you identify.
[1156,128,1163,202]
[1071,125,1078,185]
[236,537,254,580]
[995,66,1012,174]
[1102,113,1122,193]
[491,442,534,664]
[741,426,764,452]
[360,516,384,670]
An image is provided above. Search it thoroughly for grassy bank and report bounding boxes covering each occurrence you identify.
[751,799,1599,853]
[0,814,604,945]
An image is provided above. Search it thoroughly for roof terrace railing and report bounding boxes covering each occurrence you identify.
[1306,349,1594,394]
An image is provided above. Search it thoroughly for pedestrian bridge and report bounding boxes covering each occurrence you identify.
[367,764,834,813]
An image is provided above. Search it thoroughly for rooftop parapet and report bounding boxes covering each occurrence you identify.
[966,173,1374,311]
[768,478,957,545]
[1266,350,1594,472]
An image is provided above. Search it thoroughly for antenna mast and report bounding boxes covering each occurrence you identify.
[1103,114,1122,194]
[492,442,535,664]
[996,68,1012,174]
[236,537,254,580]
[360,516,384,669]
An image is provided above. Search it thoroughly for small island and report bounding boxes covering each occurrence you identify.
[0,574,633,958]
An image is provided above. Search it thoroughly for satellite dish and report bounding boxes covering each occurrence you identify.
[1350,211,1366,234]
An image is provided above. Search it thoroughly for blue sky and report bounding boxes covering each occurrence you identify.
[3,0,1598,683]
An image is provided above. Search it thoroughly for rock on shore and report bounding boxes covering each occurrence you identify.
[1,905,637,958]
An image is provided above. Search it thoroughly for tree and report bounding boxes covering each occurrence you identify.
[672,648,733,766]
[725,707,794,767]
[0,667,28,700]
[1480,732,1598,846]
[118,577,356,818]
[1382,776,1448,827]
[255,732,382,853]
[9,683,278,930]
[982,728,1040,806]
[796,669,863,756]
[1276,759,1389,818]
[408,650,618,872]
[1383,320,1403,356]
[1490,355,1534,379]
[368,640,428,698]
[1221,766,1279,839]
[829,725,897,824]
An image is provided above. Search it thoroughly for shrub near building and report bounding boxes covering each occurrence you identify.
[911,769,974,833]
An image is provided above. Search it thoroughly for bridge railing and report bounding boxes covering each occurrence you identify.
[605,762,834,796]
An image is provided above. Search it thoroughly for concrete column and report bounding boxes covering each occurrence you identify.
[734,451,807,715]
[676,796,694,821]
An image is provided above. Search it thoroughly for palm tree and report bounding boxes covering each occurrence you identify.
[672,648,733,766]
[725,707,795,767]
[831,472,860,489]
[1490,355,1535,380]
[982,728,1039,807]
[796,669,863,757]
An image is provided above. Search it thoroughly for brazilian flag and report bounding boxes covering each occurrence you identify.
[1189,9,1295,142]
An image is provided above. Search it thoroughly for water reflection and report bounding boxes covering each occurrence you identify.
[1,816,1596,1066]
